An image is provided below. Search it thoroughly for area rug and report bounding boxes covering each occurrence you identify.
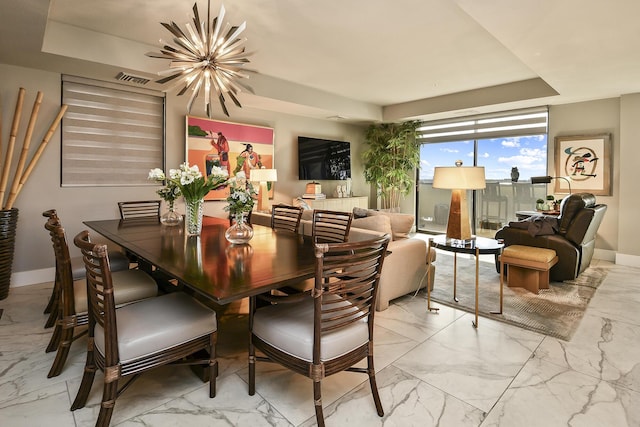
[428,253,609,341]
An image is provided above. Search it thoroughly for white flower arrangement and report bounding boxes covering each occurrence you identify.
[149,162,228,203]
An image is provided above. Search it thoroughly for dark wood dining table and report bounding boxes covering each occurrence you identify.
[84,216,318,304]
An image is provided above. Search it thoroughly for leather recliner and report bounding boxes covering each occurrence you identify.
[494,193,607,281]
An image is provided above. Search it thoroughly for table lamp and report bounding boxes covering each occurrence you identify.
[432,161,485,241]
[251,168,277,212]
[530,175,572,194]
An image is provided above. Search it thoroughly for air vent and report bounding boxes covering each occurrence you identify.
[115,72,151,85]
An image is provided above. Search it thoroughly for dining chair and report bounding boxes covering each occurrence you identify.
[71,230,218,427]
[312,209,353,243]
[271,204,303,233]
[248,234,391,427]
[43,215,158,378]
[42,209,131,329]
[117,200,162,220]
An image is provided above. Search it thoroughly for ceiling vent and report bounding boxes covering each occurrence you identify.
[115,72,150,85]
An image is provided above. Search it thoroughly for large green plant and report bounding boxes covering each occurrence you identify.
[362,120,421,210]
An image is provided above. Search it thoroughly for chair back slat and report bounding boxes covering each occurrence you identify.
[312,210,353,243]
[314,234,389,337]
[74,231,119,362]
[118,200,161,219]
[271,204,303,233]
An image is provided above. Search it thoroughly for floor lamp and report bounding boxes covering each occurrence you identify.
[432,161,486,241]
[530,175,572,194]
[251,168,277,212]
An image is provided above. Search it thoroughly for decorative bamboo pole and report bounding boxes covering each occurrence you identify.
[0,93,3,181]
[4,104,68,210]
[5,91,43,209]
[0,88,25,208]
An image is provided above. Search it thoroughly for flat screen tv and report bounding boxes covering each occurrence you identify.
[298,136,351,180]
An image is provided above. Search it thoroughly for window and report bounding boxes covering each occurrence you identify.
[61,75,165,186]
[416,107,548,237]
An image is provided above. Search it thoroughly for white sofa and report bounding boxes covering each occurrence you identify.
[252,208,436,311]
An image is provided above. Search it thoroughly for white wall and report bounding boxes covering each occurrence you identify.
[0,63,368,286]
[549,99,620,254]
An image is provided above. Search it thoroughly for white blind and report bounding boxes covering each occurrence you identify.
[61,75,165,186]
[417,107,548,143]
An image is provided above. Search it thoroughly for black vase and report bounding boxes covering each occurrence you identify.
[0,208,19,300]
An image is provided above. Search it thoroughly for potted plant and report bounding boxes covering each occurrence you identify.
[536,198,545,211]
[362,120,421,211]
[546,194,556,211]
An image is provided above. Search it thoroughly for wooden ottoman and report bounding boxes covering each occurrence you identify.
[500,245,558,294]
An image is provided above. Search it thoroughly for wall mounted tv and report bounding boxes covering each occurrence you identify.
[298,136,351,180]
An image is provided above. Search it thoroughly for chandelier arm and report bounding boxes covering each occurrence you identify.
[210,4,226,50]
[186,75,204,113]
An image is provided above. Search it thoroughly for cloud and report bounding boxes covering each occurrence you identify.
[502,140,520,148]
[441,148,459,153]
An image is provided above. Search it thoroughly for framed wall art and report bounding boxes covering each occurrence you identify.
[554,133,611,196]
[186,116,275,201]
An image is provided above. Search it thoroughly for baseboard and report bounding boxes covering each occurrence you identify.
[594,248,616,262]
[615,252,640,268]
[10,267,54,288]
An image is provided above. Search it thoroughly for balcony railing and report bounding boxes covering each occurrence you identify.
[417,180,548,238]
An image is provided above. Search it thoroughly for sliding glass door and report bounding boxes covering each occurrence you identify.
[416,108,549,238]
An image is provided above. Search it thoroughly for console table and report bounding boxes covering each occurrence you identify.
[296,196,368,212]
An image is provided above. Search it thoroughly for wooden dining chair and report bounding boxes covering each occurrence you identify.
[117,200,161,220]
[72,230,218,427]
[42,210,131,328]
[312,209,353,243]
[248,234,391,427]
[271,204,303,233]
[43,215,158,378]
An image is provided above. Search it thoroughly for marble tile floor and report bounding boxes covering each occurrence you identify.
[1,258,639,426]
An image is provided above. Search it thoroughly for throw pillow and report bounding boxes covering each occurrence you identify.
[351,215,393,237]
[367,210,414,240]
[352,207,369,218]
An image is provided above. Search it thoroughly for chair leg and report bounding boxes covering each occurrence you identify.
[44,306,58,329]
[43,279,61,328]
[313,379,325,427]
[209,332,218,398]
[45,318,63,353]
[248,297,256,396]
[95,380,118,427]
[47,326,74,378]
[367,354,384,417]
[71,342,97,410]
[43,276,60,315]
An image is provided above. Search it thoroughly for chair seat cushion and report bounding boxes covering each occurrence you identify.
[73,269,158,313]
[70,250,130,280]
[94,292,217,363]
[253,295,368,362]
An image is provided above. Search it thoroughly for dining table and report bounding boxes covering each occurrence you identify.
[84,216,318,305]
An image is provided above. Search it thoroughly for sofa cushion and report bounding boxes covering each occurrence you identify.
[352,215,393,237]
[366,210,414,240]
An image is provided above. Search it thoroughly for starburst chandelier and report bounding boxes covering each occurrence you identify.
[146,1,252,117]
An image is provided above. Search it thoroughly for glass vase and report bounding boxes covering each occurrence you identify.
[225,213,254,244]
[185,198,204,236]
[160,201,182,226]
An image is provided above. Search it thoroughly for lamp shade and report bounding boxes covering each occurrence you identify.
[251,168,278,183]
[432,166,486,190]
